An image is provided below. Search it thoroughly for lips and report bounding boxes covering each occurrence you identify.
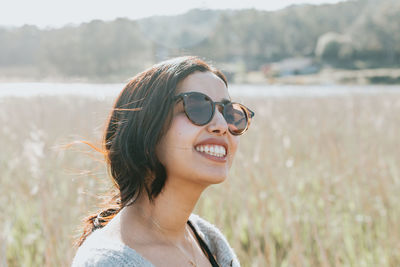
[194,138,228,161]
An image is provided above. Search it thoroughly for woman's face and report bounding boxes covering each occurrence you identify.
[156,71,239,186]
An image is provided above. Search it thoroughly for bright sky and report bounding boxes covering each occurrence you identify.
[0,0,346,28]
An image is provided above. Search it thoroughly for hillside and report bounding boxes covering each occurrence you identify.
[0,0,399,82]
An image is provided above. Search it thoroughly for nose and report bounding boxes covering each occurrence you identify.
[207,105,228,135]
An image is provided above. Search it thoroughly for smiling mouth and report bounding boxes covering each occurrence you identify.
[195,144,227,158]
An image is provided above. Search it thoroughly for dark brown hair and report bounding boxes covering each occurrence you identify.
[77,56,227,246]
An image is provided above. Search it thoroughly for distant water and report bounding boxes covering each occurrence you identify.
[0,82,399,99]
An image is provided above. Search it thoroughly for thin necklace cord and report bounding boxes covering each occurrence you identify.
[187,221,220,267]
[136,208,198,266]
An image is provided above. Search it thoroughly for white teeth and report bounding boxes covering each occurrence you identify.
[219,146,226,155]
[195,145,227,158]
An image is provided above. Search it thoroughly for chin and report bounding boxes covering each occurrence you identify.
[199,172,228,185]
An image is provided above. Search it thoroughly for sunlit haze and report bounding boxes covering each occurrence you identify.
[1,0,346,28]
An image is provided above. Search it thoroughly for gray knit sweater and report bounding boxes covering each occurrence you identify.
[72,214,240,267]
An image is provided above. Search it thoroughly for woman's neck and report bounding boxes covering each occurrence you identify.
[122,178,207,242]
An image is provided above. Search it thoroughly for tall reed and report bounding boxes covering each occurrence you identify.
[1,93,399,266]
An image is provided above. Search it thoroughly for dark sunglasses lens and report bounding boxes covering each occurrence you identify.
[184,93,213,125]
[224,103,248,135]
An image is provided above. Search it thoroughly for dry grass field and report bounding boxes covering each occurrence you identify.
[1,91,399,266]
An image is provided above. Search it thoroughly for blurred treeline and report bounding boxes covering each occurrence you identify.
[0,0,399,81]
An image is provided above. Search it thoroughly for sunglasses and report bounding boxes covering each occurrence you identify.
[174,91,255,136]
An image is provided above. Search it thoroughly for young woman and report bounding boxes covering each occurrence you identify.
[72,56,254,267]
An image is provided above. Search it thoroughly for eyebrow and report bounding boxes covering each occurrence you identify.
[219,98,231,103]
[175,91,231,102]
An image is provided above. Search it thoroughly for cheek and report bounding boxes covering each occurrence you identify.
[228,136,240,162]
[156,115,198,163]
[169,115,199,144]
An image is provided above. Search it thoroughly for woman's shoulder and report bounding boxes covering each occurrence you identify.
[71,214,240,267]
[189,214,240,267]
[71,229,153,267]
[189,214,227,241]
